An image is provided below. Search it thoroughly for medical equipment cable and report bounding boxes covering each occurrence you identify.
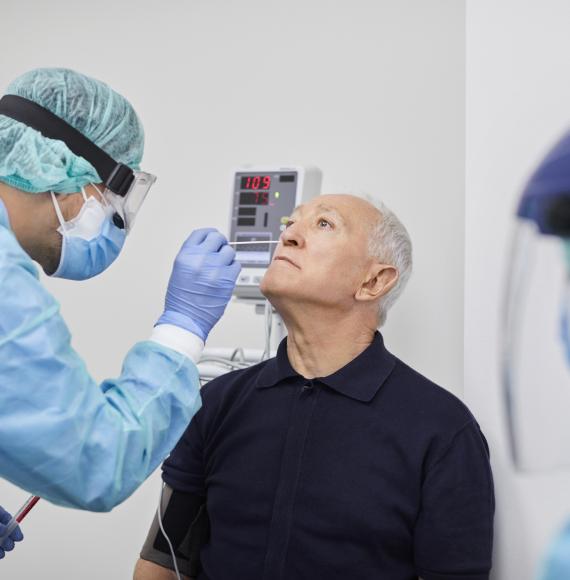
[198,355,251,370]
[261,299,273,361]
[229,347,246,362]
[197,293,278,383]
[157,482,182,580]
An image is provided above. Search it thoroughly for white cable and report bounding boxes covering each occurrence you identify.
[229,347,246,362]
[157,482,182,580]
[267,300,274,356]
[198,356,250,370]
[261,299,273,361]
[197,301,275,384]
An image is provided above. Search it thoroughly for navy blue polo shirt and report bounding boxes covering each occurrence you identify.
[163,332,494,580]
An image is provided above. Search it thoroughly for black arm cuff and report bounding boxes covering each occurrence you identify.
[140,485,209,578]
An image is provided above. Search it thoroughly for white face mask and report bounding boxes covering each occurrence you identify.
[56,192,112,239]
[50,186,126,280]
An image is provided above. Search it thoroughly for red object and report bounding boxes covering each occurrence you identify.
[15,496,40,523]
[256,192,269,205]
[243,175,271,190]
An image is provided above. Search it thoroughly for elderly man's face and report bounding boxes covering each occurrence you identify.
[261,194,382,311]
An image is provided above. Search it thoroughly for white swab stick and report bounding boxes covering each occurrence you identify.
[228,240,280,246]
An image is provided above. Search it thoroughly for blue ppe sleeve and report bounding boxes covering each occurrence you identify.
[0,216,201,512]
[539,521,570,580]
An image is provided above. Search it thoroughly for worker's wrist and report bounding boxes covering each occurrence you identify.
[150,324,204,364]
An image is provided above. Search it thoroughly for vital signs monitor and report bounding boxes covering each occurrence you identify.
[229,165,322,298]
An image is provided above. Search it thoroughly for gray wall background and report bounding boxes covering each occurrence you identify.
[0,1,465,578]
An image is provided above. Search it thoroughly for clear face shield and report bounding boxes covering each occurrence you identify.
[503,220,570,472]
[502,130,570,473]
[103,171,156,233]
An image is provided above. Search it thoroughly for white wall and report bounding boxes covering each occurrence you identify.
[465,1,570,578]
[0,0,465,578]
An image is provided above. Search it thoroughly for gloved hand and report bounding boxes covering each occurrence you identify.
[157,228,241,342]
[0,506,23,559]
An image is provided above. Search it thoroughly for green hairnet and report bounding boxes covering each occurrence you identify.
[0,68,144,194]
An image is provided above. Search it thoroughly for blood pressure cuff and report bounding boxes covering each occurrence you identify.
[140,485,210,578]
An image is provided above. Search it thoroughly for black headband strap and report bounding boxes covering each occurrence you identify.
[0,94,133,196]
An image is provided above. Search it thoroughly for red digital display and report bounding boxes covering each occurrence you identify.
[239,191,269,205]
[240,175,271,190]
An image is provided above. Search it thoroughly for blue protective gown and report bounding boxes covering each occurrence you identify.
[540,522,570,580]
[0,200,201,512]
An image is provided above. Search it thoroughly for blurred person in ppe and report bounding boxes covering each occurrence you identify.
[0,68,240,519]
[502,130,570,580]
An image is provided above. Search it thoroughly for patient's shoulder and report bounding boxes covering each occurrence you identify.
[386,357,475,428]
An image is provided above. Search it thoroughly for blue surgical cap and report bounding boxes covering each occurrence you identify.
[0,68,144,194]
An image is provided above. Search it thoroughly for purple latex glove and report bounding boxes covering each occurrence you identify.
[0,506,23,559]
[157,228,241,341]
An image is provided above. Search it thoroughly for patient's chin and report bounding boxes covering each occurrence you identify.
[260,272,297,300]
[259,276,279,298]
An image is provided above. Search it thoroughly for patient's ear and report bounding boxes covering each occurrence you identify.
[356,263,398,302]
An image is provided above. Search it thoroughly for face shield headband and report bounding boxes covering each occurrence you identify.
[0,94,155,233]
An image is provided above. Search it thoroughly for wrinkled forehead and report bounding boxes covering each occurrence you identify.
[292,194,381,229]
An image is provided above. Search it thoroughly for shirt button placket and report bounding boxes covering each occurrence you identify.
[262,380,319,580]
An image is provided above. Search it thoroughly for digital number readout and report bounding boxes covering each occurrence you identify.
[240,175,271,190]
[239,191,269,205]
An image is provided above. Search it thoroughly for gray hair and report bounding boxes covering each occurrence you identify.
[362,195,413,327]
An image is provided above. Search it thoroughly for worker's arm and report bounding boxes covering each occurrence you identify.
[0,268,202,512]
[0,227,237,512]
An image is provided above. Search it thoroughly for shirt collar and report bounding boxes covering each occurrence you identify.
[256,331,396,403]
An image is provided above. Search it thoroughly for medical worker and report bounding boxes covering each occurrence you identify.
[502,129,570,579]
[0,67,240,539]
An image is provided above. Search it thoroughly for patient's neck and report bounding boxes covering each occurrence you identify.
[280,305,377,379]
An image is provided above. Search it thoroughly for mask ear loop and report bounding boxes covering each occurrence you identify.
[49,191,68,278]
[50,191,66,232]
[90,183,109,207]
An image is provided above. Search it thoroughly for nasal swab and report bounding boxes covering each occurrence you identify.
[228,240,280,246]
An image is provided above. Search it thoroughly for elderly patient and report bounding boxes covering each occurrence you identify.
[134,194,495,580]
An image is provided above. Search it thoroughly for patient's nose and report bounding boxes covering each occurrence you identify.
[281,224,304,247]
